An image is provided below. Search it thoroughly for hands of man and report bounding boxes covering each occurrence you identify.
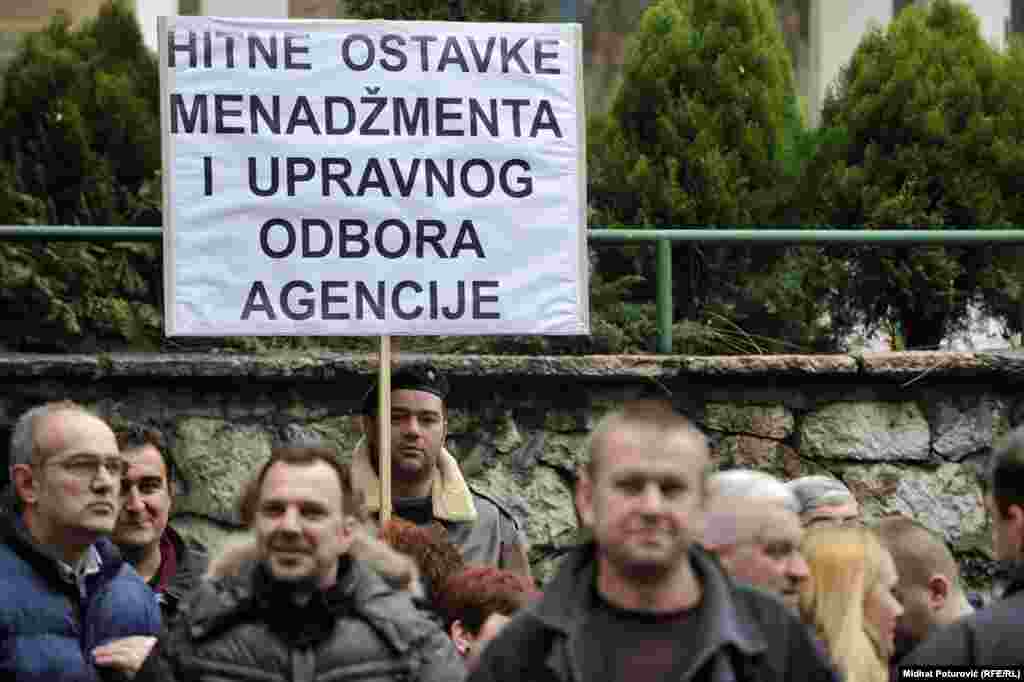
[92,635,158,679]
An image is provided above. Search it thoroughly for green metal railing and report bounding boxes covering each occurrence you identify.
[4,225,1024,353]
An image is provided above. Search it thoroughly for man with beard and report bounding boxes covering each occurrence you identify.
[135,446,463,682]
[354,364,530,577]
[1,401,162,680]
[901,427,1024,668]
[112,426,208,627]
[467,401,838,682]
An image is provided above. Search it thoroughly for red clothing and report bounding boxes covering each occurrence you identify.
[151,532,178,594]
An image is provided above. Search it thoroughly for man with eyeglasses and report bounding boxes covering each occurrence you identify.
[1,401,161,680]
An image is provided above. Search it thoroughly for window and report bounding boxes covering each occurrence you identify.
[1012,0,1024,35]
[894,0,915,15]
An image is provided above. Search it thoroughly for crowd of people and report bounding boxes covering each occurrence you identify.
[1,363,1021,681]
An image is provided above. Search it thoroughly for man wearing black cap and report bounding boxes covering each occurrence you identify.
[355,364,532,578]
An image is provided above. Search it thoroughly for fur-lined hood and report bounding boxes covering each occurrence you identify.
[204,528,424,599]
[350,438,478,523]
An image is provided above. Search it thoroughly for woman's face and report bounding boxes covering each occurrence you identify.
[863,548,904,659]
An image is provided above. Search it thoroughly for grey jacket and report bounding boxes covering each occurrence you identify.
[468,543,838,682]
[137,555,465,682]
[442,488,529,576]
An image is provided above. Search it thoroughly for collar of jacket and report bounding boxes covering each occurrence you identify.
[0,510,125,596]
[999,559,1024,598]
[530,543,768,682]
[187,553,424,657]
[350,438,477,523]
[160,525,209,605]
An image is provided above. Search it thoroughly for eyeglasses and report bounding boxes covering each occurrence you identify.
[47,455,128,481]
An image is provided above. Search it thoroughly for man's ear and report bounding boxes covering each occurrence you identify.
[338,515,357,553]
[449,620,474,656]
[927,574,952,610]
[360,416,375,443]
[1007,504,1024,554]
[11,463,39,507]
[575,470,595,530]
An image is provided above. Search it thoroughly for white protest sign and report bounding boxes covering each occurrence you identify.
[158,16,588,336]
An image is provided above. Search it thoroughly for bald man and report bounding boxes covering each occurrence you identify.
[876,515,973,664]
[1,401,161,680]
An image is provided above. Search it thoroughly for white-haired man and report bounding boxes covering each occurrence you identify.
[703,469,809,610]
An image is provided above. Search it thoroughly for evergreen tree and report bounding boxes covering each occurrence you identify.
[796,0,1024,349]
[0,0,163,350]
[587,0,835,351]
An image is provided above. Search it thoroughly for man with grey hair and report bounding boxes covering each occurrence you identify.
[785,474,860,527]
[0,401,162,680]
[707,469,801,513]
[703,469,809,610]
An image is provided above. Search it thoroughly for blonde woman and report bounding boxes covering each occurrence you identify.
[799,525,904,682]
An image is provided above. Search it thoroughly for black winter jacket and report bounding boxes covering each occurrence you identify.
[137,556,465,682]
[154,525,208,628]
[467,543,838,682]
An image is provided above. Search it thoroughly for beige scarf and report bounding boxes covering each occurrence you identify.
[350,438,478,523]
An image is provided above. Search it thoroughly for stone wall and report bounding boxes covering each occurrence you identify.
[2,351,1021,587]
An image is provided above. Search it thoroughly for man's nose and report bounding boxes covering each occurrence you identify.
[638,483,664,512]
[279,506,300,532]
[788,552,810,580]
[401,416,423,437]
[92,465,118,491]
[123,486,144,512]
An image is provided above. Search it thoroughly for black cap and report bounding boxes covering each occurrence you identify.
[360,364,450,415]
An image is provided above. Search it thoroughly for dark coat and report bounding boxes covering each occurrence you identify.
[138,555,465,682]
[468,543,839,682]
[155,525,208,627]
[900,567,1024,668]
[0,513,162,681]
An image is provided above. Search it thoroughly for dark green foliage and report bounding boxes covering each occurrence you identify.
[0,1,163,351]
[0,1,160,225]
[592,0,795,226]
[586,0,840,352]
[795,0,1024,349]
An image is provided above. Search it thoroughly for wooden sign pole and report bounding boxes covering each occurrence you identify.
[377,335,392,524]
